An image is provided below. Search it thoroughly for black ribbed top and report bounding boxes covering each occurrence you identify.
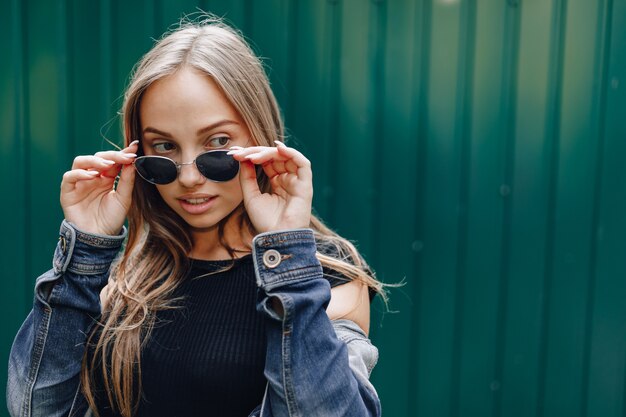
[95,255,265,416]
[92,249,366,416]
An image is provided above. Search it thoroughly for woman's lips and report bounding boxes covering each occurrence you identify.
[178,195,217,214]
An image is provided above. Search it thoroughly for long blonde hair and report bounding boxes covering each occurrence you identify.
[81,16,386,417]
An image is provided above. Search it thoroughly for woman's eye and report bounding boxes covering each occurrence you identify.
[153,142,176,153]
[208,136,230,148]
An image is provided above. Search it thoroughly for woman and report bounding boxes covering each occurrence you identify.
[7,17,384,417]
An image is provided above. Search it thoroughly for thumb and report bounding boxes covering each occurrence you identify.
[238,160,261,203]
[116,163,136,206]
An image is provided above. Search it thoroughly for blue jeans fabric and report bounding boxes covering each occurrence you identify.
[7,222,381,417]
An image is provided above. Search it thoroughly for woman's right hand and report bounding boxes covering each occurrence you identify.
[60,141,139,236]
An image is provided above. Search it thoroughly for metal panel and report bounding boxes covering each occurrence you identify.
[1,1,625,416]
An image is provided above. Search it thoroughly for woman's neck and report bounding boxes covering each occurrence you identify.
[188,209,254,261]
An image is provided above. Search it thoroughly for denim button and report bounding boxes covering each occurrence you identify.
[263,249,281,268]
[59,235,67,254]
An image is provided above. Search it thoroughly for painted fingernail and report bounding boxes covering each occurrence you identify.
[87,170,100,175]
[102,160,116,165]
[122,153,137,158]
[129,140,139,146]
[274,140,285,146]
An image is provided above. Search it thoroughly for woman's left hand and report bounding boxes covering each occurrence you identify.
[229,141,313,233]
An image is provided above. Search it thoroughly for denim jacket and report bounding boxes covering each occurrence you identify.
[7,221,381,416]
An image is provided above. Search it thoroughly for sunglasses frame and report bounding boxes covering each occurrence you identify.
[133,149,240,185]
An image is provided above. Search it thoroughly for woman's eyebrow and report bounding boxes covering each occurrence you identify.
[143,127,172,137]
[196,120,240,136]
[143,120,240,138]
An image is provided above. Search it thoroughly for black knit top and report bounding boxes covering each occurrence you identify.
[93,251,362,416]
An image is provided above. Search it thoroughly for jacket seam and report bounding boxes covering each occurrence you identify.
[23,307,52,417]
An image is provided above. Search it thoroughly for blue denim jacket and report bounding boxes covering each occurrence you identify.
[7,221,381,416]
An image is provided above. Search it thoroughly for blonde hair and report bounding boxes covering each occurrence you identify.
[81,16,387,417]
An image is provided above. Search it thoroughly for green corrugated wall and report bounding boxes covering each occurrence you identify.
[1,1,625,416]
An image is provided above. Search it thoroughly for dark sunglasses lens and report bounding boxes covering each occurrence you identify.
[135,157,177,184]
[196,151,240,182]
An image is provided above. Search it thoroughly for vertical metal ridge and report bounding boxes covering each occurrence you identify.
[623,348,626,417]
[407,0,431,414]
[285,0,298,128]
[581,1,613,416]
[243,0,253,36]
[370,0,386,269]
[100,0,113,141]
[450,1,477,416]
[60,0,73,158]
[493,1,522,417]
[325,0,342,224]
[536,1,568,416]
[152,0,163,35]
[13,0,30,314]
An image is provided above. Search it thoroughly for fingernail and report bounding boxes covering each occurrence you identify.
[274,140,285,146]
[123,153,137,158]
[129,140,139,146]
[87,170,100,175]
[227,150,237,155]
[102,160,116,165]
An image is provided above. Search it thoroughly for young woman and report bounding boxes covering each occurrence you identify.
[7,17,384,417]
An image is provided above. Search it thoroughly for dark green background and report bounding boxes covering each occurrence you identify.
[1,0,625,416]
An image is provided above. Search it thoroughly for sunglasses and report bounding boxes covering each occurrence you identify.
[133,150,240,185]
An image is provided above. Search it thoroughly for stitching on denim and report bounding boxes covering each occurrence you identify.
[24,307,52,417]
[67,262,112,275]
[255,230,315,248]
[68,379,88,417]
[281,301,301,417]
[63,220,126,248]
[75,232,124,248]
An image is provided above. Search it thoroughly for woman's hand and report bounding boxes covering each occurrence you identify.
[229,141,312,233]
[60,141,138,236]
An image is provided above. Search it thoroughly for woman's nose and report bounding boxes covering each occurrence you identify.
[177,161,206,187]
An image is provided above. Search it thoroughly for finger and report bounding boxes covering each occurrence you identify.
[115,163,136,206]
[238,160,262,203]
[93,150,137,178]
[275,143,310,167]
[100,165,123,179]
[269,175,288,198]
[275,145,312,182]
[125,140,139,150]
[284,159,299,173]
[73,153,136,170]
[92,150,138,163]
[262,161,285,178]
[228,146,280,160]
[72,155,117,171]
[262,161,278,178]
[239,149,289,166]
[242,144,309,171]
[265,159,286,175]
[61,169,101,193]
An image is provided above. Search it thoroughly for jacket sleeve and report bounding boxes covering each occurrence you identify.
[6,220,125,417]
[250,229,381,417]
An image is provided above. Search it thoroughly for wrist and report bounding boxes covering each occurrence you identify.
[54,220,126,276]
[66,221,126,242]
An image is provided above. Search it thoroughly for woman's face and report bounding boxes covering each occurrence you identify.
[139,66,251,233]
